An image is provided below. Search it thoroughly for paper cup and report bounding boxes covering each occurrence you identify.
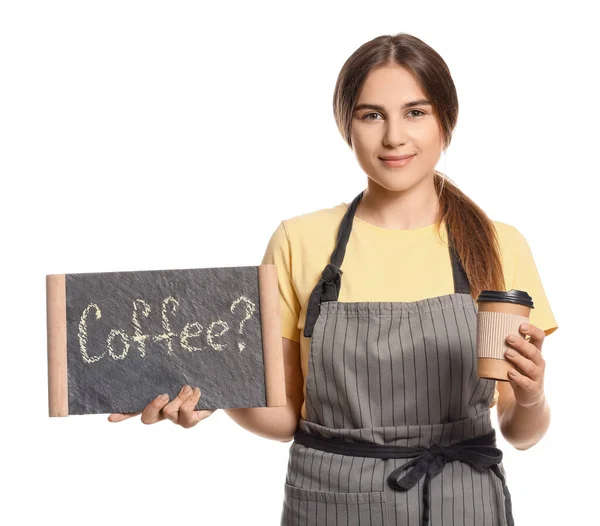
[476,289,534,381]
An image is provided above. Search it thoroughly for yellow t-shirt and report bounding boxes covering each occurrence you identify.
[261,201,558,421]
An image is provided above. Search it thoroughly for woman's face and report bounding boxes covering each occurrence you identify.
[350,64,444,193]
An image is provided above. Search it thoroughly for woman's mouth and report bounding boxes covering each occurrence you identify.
[379,155,415,168]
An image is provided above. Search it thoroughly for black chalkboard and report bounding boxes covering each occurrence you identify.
[46,265,285,416]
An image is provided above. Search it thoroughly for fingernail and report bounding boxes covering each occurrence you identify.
[193,387,200,396]
[507,334,516,343]
[521,324,529,331]
[159,393,169,401]
[182,385,191,395]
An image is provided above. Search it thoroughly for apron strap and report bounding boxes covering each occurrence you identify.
[303,192,362,337]
[303,191,471,338]
[450,234,471,295]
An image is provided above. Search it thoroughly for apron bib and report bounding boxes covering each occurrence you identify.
[280,191,513,526]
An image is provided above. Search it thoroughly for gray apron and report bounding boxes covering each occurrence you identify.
[280,191,514,526]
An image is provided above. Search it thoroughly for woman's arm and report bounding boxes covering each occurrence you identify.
[497,379,551,451]
[224,337,304,442]
[496,324,551,450]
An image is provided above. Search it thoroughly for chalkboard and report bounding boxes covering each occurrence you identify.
[46,264,285,416]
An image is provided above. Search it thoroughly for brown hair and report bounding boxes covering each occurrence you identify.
[332,33,506,300]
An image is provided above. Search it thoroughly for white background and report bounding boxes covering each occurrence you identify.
[1,1,597,524]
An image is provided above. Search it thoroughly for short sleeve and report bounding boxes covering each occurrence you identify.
[511,226,558,336]
[261,221,301,342]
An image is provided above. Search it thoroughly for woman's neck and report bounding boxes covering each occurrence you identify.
[354,179,440,230]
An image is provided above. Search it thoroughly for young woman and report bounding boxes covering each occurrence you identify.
[110,33,558,526]
[261,33,557,526]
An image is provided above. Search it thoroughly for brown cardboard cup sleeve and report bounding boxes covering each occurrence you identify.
[476,311,530,359]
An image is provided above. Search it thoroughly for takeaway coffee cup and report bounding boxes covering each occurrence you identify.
[476,289,534,381]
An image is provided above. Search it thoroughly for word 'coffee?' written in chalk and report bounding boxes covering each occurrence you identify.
[77,295,256,364]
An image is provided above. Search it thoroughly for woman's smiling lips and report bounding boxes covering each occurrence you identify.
[379,154,415,167]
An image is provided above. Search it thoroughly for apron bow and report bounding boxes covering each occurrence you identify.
[387,442,512,526]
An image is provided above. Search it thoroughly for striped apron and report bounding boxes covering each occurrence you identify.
[280,191,514,526]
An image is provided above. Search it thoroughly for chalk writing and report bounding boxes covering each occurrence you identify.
[78,303,104,364]
[107,329,129,360]
[180,321,203,352]
[230,296,257,352]
[131,299,151,357]
[152,296,179,356]
[77,295,256,363]
[206,320,229,352]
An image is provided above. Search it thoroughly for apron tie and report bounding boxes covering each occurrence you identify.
[303,263,343,337]
[387,440,513,526]
[293,428,514,526]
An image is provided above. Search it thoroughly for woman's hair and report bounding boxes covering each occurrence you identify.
[333,33,506,300]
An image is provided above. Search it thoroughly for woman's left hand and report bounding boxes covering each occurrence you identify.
[504,323,546,408]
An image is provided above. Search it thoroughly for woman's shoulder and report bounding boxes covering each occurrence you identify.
[489,219,531,288]
[490,219,527,252]
[490,219,558,336]
[491,219,516,236]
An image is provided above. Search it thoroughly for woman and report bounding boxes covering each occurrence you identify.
[261,33,557,525]
[110,33,558,526]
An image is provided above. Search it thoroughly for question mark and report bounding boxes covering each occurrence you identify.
[230,295,256,352]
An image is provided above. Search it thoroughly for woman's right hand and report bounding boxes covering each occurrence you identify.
[107,385,216,428]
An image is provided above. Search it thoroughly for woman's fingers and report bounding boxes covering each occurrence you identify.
[107,386,213,427]
[140,393,170,425]
[107,412,142,423]
[178,388,215,428]
[161,385,194,424]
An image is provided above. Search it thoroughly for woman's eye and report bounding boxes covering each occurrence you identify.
[363,112,381,120]
[408,109,425,118]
